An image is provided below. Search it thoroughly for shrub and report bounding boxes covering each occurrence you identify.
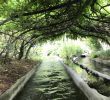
[91,49,110,60]
[59,44,83,59]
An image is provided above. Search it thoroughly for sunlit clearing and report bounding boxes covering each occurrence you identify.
[39,38,91,58]
[100,42,110,50]
[42,42,57,56]
[65,39,91,53]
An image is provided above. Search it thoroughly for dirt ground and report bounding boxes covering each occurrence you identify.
[0,59,37,95]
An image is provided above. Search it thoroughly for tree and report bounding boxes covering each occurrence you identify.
[0,0,110,59]
[87,37,102,51]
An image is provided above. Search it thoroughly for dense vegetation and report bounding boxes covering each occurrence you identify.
[91,49,110,60]
[86,37,102,51]
[0,1,110,99]
[0,0,110,61]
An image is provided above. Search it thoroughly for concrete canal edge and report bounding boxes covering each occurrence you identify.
[60,61,110,100]
[0,63,40,100]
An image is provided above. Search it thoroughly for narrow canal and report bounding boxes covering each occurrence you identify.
[80,57,110,75]
[14,56,87,100]
[78,57,110,97]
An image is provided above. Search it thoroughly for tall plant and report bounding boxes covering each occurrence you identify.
[59,43,83,59]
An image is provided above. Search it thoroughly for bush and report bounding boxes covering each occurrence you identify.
[91,49,110,60]
[59,43,83,59]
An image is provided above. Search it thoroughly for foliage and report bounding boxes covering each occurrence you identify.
[86,37,102,51]
[0,0,110,60]
[91,49,110,60]
[59,43,83,59]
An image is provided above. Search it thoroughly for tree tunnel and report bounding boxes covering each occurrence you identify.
[0,0,110,100]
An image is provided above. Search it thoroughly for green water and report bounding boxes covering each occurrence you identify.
[14,57,87,100]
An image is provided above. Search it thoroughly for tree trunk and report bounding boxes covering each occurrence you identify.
[18,40,25,60]
[25,43,33,59]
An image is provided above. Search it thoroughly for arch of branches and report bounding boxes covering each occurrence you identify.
[0,0,110,60]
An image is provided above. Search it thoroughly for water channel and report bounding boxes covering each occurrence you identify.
[14,56,88,100]
[79,57,110,96]
[81,57,110,76]
[14,56,110,100]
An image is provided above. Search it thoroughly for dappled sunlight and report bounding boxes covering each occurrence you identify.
[34,38,91,59]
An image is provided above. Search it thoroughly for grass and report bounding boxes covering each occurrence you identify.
[88,77,110,96]
[59,43,83,59]
[91,49,110,60]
